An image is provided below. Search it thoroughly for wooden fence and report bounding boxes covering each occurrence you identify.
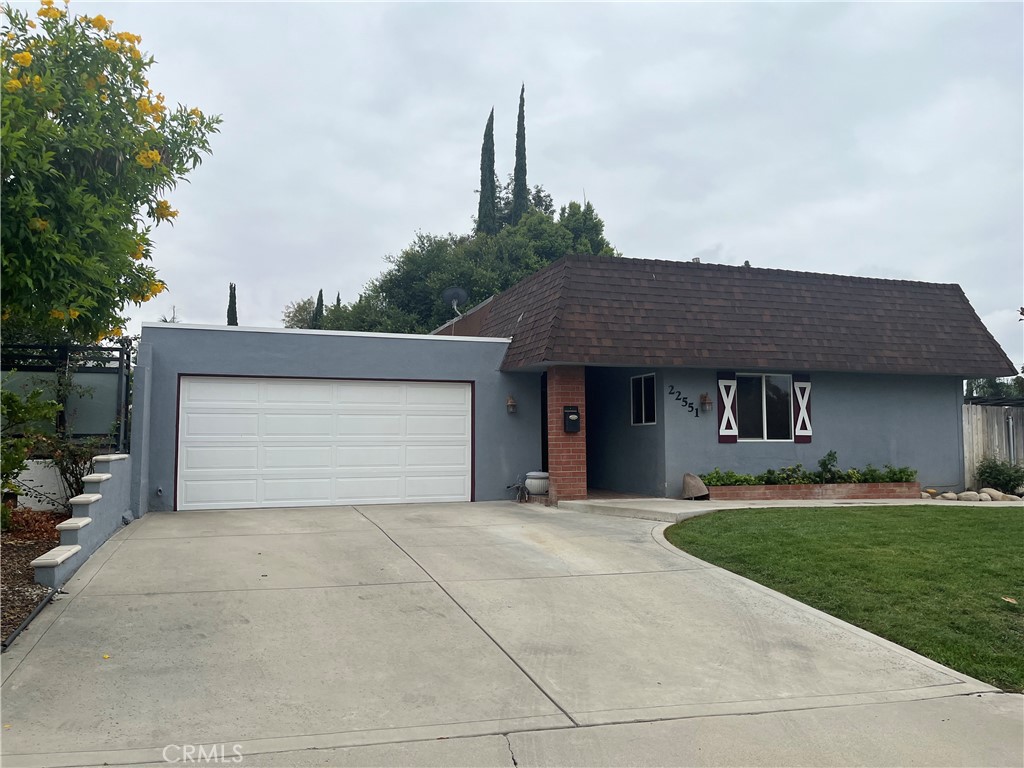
[962,404,1024,489]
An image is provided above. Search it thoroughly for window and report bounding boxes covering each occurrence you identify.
[631,373,656,425]
[736,374,792,440]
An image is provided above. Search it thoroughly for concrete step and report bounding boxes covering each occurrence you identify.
[56,517,92,531]
[30,544,82,568]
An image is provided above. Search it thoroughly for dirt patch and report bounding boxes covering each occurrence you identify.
[2,507,68,641]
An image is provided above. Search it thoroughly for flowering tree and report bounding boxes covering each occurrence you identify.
[1,1,221,341]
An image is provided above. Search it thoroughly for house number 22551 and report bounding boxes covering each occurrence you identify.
[667,385,699,417]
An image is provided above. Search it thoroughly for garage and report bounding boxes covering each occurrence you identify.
[176,376,472,510]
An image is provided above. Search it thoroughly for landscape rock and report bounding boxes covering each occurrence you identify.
[978,493,992,502]
[938,492,958,500]
[1004,494,1022,502]
[681,473,709,500]
[920,492,931,499]
[957,491,980,502]
[924,488,939,497]
[979,488,1005,501]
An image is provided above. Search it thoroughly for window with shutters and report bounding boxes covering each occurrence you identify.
[718,372,811,443]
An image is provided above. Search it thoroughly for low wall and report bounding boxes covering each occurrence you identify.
[709,482,921,501]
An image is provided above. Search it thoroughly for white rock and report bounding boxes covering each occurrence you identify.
[939,492,959,500]
[957,491,981,502]
[978,493,992,502]
[1004,494,1022,502]
[920,492,931,499]
[979,488,1005,501]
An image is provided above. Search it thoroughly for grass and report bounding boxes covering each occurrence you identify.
[664,505,1024,692]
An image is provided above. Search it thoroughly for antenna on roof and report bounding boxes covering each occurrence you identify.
[441,286,468,318]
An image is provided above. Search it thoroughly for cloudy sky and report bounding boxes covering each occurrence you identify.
[62,2,1024,367]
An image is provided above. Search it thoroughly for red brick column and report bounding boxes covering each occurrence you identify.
[547,366,587,502]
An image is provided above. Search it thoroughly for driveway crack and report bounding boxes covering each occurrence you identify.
[504,734,518,767]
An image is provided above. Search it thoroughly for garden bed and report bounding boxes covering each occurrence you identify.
[710,482,921,501]
[1,507,67,642]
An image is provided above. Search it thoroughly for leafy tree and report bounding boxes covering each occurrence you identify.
[1,2,221,342]
[227,282,237,326]
[1,381,60,497]
[510,84,528,226]
[310,289,324,329]
[282,297,314,329]
[966,377,1024,398]
[476,108,497,236]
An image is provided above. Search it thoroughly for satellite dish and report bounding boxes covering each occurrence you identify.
[441,286,469,317]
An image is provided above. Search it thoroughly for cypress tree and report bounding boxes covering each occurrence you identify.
[311,289,324,329]
[510,84,528,226]
[335,292,342,310]
[227,283,238,326]
[476,108,497,236]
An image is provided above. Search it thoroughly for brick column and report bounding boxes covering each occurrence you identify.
[546,366,587,502]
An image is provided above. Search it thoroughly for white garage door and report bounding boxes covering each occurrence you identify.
[177,377,472,510]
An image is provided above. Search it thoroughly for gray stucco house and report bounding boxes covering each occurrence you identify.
[130,254,1015,514]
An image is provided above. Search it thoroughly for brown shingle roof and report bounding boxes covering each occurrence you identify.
[461,254,1015,376]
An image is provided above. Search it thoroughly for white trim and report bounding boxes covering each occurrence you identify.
[718,379,738,436]
[141,322,511,344]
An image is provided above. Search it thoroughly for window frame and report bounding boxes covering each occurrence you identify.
[630,373,657,426]
[736,373,793,442]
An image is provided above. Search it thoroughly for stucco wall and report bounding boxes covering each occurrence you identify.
[660,369,965,495]
[130,324,540,513]
[586,367,667,496]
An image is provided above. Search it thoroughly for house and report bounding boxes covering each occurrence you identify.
[129,255,1015,514]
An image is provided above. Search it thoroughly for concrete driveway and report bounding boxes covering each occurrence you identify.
[2,502,1020,767]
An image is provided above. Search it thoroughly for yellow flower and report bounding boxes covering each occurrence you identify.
[9,68,18,78]
[50,309,65,319]
[1,308,10,321]
[40,0,55,7]
[4,79,23,92]
[99,92,108,103]
[96,73,108,85]
[68,309,80,319]
[28,217,48,231]
[153,200,178,221]
[189,107,203,119]
[84,77,96,91]
[109,327,123,337]
[26,20,36,28]
[115,31,141,45]
[131,243,145,260]
[101,38,118,52]
[31,75,43,92]
[90,14,111,31]
[136,149,160,168]
[12,52,32,67]
[37,6,62,19]
[148,280,166,296]
[130,47,141,60]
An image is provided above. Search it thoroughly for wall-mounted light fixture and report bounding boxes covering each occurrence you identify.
[506,395,518,415]
[700,392,713,412]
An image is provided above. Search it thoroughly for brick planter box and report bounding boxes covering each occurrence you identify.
[708,482,921,501]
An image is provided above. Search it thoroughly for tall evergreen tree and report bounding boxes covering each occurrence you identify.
[227,283,238,326]
[476,109,497,236]
[510,84,528,226]
[311,289,324,329]
[335,292,342,310]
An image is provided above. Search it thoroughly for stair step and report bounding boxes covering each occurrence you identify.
[70,493,102,506]
[56,517,92,531]
[82,473,112,483]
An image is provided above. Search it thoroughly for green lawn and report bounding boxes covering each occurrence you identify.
[665,505,1024,692]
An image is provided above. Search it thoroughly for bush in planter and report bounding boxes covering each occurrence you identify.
[700,452,918,487]
[975,457,1024,495]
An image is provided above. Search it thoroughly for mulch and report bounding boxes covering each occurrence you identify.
[1,507,68,642]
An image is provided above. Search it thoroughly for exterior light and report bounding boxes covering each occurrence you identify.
[506,395,518,414]
[700,392,713,412]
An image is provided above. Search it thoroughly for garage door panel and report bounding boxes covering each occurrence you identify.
[178,377,472,510]
[405,475,468,499]
[406,445,468,469]
[184,412,259,437]
[406,414,468,436]
[263,413,334,437]
[185,379,260,404]
[182,479,259,506]
[335,382,404,405]
[181,446,259,471]
[264,477,333,503]
[262,380,333,404]
[335,476,403,501]
[337,414,404,436]
[263,446,332,469]
[335,446,403,468]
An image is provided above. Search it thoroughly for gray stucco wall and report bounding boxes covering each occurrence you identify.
[586,367,667,496]
[130,325,541,513]
[660,369,965,495]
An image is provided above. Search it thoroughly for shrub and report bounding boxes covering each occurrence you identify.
[882,464,918,483]
[1,501,11,532]
[700,468,759,486]
[700,452,918,487]
[975,457,1024,495]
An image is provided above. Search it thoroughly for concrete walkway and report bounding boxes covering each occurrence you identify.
[1,502,1020,767]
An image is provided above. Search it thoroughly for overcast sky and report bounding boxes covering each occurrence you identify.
[58,2,1024,368]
